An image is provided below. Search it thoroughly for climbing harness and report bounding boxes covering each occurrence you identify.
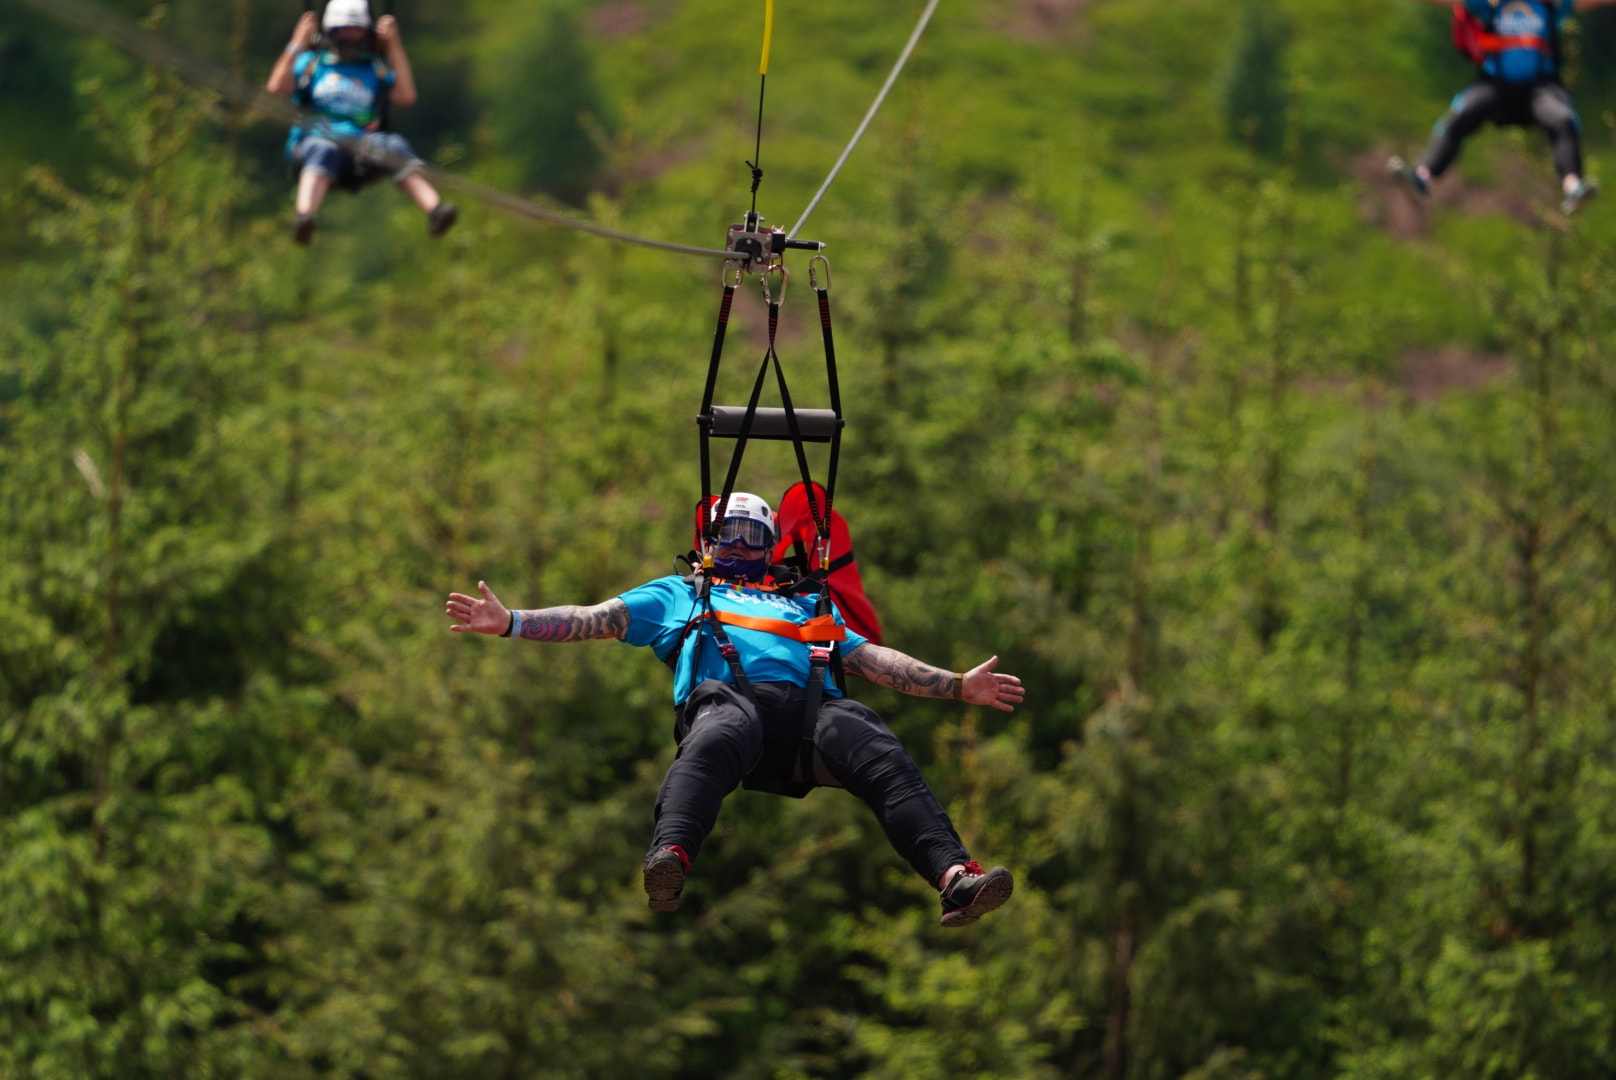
[1450,1,1561,73]
[680,0,863,792]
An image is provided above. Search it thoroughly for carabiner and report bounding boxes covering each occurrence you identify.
[760,262,788,306]
[809,253,831,292]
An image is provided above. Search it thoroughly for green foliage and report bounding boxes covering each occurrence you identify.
[9,0,1616,1077]
[1219,0,1294,158]
[475,4,612,206]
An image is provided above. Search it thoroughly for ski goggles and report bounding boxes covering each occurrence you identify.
[714,517,774,550]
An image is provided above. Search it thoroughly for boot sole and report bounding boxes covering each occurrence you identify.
[643,855,686,912]
[429,204,458,237]
[940,867,1014,928]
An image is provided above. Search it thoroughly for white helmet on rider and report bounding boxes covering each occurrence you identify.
[322,0,372,31]
[710,492,776,581]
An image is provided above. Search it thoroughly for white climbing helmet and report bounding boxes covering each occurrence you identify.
[715,492,776,549]
[322,0,372,31]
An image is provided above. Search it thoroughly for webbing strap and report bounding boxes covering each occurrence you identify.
[797,591,836,785]
[695,609,845,643]
[814,284,842,540]
[1479,33,1550,55]
[697,284,738,527]
[693,576,758,708]
[694,265,841,554]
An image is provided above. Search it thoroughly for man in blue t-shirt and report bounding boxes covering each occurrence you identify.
[445,492,1024,928]
[1389,0,1616,215]
[265,0,456,245]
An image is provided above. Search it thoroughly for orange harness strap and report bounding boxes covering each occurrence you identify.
[1478,32,1550,55]
[698,609,846,643]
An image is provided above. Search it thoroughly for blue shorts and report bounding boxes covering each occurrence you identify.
[292,132,422,188]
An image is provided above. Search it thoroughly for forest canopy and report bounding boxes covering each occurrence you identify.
[5,1,1616,1077]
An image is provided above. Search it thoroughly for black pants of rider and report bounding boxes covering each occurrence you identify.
[1421,79,1582,181]
[650,679,971,888]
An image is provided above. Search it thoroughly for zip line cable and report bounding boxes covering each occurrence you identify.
[787,0,941,240]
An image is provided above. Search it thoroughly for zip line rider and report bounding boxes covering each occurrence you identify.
[444,492,1023,928]
[265,0,457,245]
[1390,0,1616,215]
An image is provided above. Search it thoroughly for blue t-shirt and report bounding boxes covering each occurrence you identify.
[1469,0,1575,83]
[618,576,869,705]
[285,50,394,152]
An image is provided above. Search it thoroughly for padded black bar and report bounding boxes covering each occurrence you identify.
[703,406,842,442]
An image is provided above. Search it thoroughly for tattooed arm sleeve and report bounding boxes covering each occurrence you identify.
[841,643,956,699]
[509,598,632,642]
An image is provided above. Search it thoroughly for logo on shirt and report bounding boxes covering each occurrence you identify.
[719,584,814,619]
[312,69,376,119]
[1496,1,1547,38]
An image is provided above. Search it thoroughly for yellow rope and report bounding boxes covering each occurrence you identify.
[759,0,774,75]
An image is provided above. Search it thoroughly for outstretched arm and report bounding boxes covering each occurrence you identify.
[842,645,1025,713]
[375,16,419,108]
[266,12,318,96]
[446,580,630,641]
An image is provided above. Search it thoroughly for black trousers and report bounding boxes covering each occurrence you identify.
[1421,79,1582,181]
[650,680,970,887]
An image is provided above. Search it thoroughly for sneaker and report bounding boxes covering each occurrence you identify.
[292,213,317,246]
[1388,156,1429,200]
[428,201,458,238]
[939,861,1014,928]
[1563,178,1599,216]
[643,845,690,912]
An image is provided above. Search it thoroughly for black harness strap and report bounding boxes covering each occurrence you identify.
[691,574,759,710]
[692,232,842,787]
[375,0,396,134]
[797,590,834,785]
[812,261,843,538]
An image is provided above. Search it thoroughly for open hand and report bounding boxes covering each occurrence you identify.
[961,656,1024,712]
[446,580,511,635]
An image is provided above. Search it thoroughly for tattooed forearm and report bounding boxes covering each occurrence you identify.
[512,599,630,642]
[843,644,955,698]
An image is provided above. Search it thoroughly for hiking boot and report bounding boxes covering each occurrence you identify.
[292,213,317,246]
[939,861,1013,928]
[1563,178,1599,216]
[428,201,458,238]
[1387,156,1429,200]
[643,845,690,912]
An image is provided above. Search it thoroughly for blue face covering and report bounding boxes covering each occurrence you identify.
[712,553,770,581]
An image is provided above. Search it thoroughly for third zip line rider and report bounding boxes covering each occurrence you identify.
[1390,0,1616,215]
[445,493,1023,927]
[266,0,457,245]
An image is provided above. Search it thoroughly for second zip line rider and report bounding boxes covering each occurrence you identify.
[265,0,457,245]
[1389,0,1616,215]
